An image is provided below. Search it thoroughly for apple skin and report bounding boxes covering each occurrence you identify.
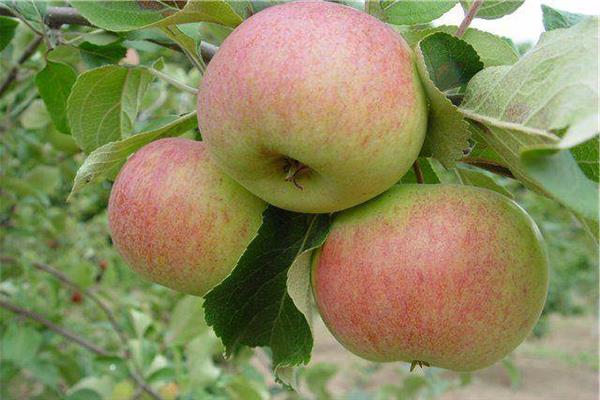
[108,138,266,296]
[197,1,428,213]
[312,184,548,371]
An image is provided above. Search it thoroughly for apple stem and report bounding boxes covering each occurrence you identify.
[283,158,310,190]
[456,0,483,38]
[412,160,424,184]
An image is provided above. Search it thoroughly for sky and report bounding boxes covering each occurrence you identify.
[435,0,600,44]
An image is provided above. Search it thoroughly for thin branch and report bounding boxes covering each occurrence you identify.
[0,6,219,64]
[25,259,130,344]
[45,6,93,28]
[461,157,516,179]
[1,256,163,400]
[144,67,198,94]
[412,160,424,184]
[455,0,483,38]
[0,299,114,357]
[147,38,184,53]
[145,39,216,64]
[0,36,43,98]
[0,6,92,28]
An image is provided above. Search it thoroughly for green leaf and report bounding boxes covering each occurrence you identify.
[70,0,242,32]
[153,0,243,28]
[382,0,457,25]
[67,376,113,400]
[0,16,18,51]
[521,150,598,221]
[1,324,42,366]
[2,1,46,20]
[455,165,513,197]
[415,32,480,167]
[577,215,599,242]
[521,114,599,159]
[79,41,127,68]
[501,358,522,388]
[224,375,269,400]
[68,112,197,199]
[186,333,221,388]
[571,137,599,182]
[67,65,153,153]
[65,389,102,400]
[400,375,429,398]
[110,381,135,400]
[165,296,208,346]
[47,45,82,68]
[402,26,519,67]
[47,125,80,155]
[302,363,338,400]
[461,0,524,20]
[79,31,121,46]
[69,0,172,31]
[286,252,314,332]
[471,121,598,221]
[226,0,254,20]
[35,61,77,134]
[161,25,205,72]
[420,32,484,96]
[20,98,50,129]
[204,207,331,375]
[460,18,599,220]
[130,309,153,338]
[541,4,586,31]
[27,360,61,389]
[282,254,314,388]
[25,165,62,195]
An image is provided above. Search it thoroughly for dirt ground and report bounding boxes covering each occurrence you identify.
[309,314,599,400]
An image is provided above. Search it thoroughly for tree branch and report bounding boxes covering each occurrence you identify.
[1,256,163,400]
[21,259,129,344]
[45,6,93,28]
[0,36,43,98]
[455,0,483,37]
[0,6,218,63]
[144,66,198,94]
[0,6,92,28]
[0,299,114,357]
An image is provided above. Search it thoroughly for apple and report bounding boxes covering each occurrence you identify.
[108,138,266,296]
[312,184,548,371]
[197,1,428,213]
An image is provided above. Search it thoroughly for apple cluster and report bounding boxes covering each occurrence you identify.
[108,1,548,372]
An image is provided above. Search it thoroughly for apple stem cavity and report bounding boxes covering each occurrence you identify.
[283,157,310,190]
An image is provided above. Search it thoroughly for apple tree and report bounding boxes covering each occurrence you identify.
[0,0,597,398]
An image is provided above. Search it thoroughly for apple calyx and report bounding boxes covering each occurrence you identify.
[409,360,431,372]
[283,157,310,190]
